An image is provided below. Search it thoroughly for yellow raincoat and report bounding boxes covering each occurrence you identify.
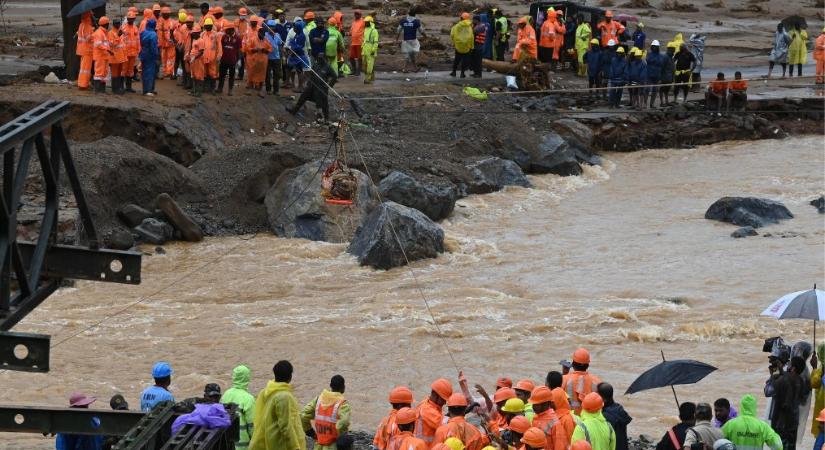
[361,22,379,82]
[451,19,474,54]
[668,33,684,54]
[576,22,592,64]
[812,342,825,436]
[301,389,352,450]
[788,29,808,65]
[249,381,306,450]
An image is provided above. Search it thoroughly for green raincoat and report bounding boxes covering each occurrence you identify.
[221,365,257,450]
[721,394,782,450]
[811,342,825,436]
[301,389,352,450]
[575,23,592,64]
[249,381,306,450]
[451,19,474,54]
[788,29,808,65]
[325,25,345,74]
[571,409,616,450]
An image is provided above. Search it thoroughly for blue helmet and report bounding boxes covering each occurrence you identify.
[152,361,173,378]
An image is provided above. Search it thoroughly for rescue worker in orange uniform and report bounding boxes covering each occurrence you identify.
[514,380,536,422]
[490,388,517,434]
[302,375,351,450]
[92,16,113,93]
[108,18,128,94]
[538,9,557,64]
[434,394,487,450]
[139,8,153,32]
[513,17,537,61]
[390,408,429,450]
[157,6,177,78]
[529,387,565,450]
[415,379,453,448]
[562,348,602,415]
[815,27,825,85]
[243,25,273,95]
[151,4,161,21]
[74,11,94,90]
[522,427,548,450]
[175,15,194,85]
[121,10,140,92]
[235,8,250,80]
[212,6,229,32]
[507,416,532,449]
[201,18,222,92]
[597,11,624,48]
[549,377,575,447]
[374,386,414,450]
[188,25,205,96]
[551,12,566,65]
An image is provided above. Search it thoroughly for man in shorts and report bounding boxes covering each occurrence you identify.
[397,8,426,72]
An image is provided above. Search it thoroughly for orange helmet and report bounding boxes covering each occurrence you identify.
[98,16,109,25]
[396,407,418,425]
[161,6,171,14]
[192,24,201,32]
[447,393,469,407]
[214,6,223,14]
[460,12,470,20]
[431,378,453,401]
[249,15,260,23]
[126,10,137,18]
[186,14,195,22]
[509,416,531,434]
[514,379,535,393]
[388,386,414,404]
[521,428,548,449]
[152,3,161,11]
[582,392,604,413]
[496,377,513,389]
[304,11,315,20]
[572,348,591,365]
[239,7,248,15]
[493,387,516,404]
[143,8,152,17]
[605,10,614,17]
[224,22,234,29]
[572,442,593,450]
[528,386,553,404]
[327,17,337,25]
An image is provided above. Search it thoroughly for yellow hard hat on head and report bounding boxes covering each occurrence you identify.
[616,46,625,53]
[445,438,465,450]
[590,38,599,45]
[364,15,374,22]
[204,17,213,25]
[178,11,187,22]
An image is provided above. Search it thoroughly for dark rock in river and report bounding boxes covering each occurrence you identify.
[156,193,203,242]
[265,160,379,243]
[531,132,583,176]
[705,197,793,228]
[811,196,825,214]
[347,202,444,270]
[467,157,532,194]
[378,171,458,221]
[104,228,135,250]
[133,218,174,245]
[731,226,759,238]
[117,204,154,228]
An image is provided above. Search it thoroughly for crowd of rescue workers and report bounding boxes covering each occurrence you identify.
[72,3,825,119]
[56,339,825,450]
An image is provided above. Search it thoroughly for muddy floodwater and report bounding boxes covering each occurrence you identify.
[2,136,824,449]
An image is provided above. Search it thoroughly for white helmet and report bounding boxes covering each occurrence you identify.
[607,39,616,46]
[651,39,660,46]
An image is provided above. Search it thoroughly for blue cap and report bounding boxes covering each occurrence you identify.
[266,19,277,27]
[152,361,173,378]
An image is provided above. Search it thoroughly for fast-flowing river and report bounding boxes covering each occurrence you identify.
[2,136,824,449]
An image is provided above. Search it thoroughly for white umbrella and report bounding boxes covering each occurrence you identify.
[762,285,825,341]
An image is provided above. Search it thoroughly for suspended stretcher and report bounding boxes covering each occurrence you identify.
[321,122,358,205]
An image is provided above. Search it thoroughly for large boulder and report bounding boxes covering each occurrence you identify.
[265,161,380,242]
[347,202,444,270]
[811,196,825,214]
[531,133,583,176]
[705,197,793,228]
[156,193,203,242]
[133,218,174,245]
[467,157,532,194]
[378,171,458,222]
[552,119,601,166]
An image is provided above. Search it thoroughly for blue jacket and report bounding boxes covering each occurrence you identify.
[645,50,666,81]
[266,32,283,59]
[56,434,103,450]
[628,58,647,83]
[609,55,628,84]
[308,27,328,57]
[139,19,159,61]
[599,49,613,76]
[661,53,675,83]
[632,30,646,50]
[584,48,601,77]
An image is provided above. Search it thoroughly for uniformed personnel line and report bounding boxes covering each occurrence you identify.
[346,75,821,101]
[342,114,462,374]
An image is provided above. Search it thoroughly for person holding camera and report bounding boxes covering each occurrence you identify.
[683,403,723,450]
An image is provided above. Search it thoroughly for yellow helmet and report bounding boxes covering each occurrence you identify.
[616,46,625,53]
[590,38,599,45]
[178,11,187,22]
[204,17,214,25]
[364,15,374,22]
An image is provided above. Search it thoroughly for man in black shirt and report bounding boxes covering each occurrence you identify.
[656,402,696,450]
[599,383,633,450]
[673,44,695,103]
[770,356,805,450]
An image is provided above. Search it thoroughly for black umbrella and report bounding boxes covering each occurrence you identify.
[781,15,807,30]
[625,351,717,408]
[66,0,107,18]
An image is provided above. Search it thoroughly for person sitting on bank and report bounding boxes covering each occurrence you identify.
[727,71,748,112]
[706,72,727,114]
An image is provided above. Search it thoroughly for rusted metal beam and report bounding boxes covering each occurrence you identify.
[0,330,49,372]
[0,404,144,436]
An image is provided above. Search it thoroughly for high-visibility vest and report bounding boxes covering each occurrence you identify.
[565,373,599,411]
[496,16,508,43]
[313,399,345,445]
[475,26,487,45]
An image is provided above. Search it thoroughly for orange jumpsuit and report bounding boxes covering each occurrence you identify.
[532,409,566,450]
[433,417,487,450]
[551,388,575,450]
[243,35,272,86]
[597,20,625,47]
[388,431,429,450]
[175,24,192,74]
[373,409,401,450]
[552,20,566,60]
[75,13,94,88]
[201,29,222,79]
[157,17,177,76]
[562,371,601,415]
[138,9,153,33]
[121,21,140,77]
[189,36,206,80]
[814,33,825,84]
[92,27,111,81]
[539,18,556,61]
[235,17,248,37]
[414,399,444,449]
[108,28,128,78]
[513,25,538,61]
[214,16,230,32]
